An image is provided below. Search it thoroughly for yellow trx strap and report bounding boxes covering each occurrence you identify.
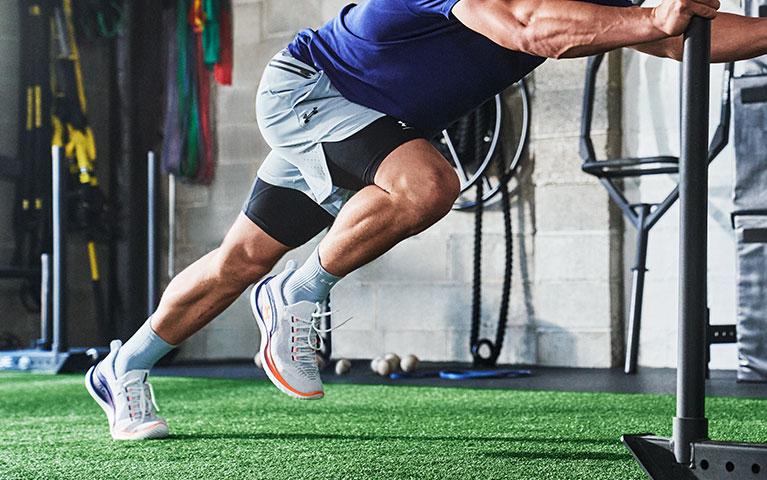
[87,241,100,281]
[52,0,97,185]
[63,0,87,113]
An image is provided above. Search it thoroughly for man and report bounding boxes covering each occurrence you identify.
[86,0,766,440]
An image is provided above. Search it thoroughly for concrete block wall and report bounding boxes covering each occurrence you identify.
[172,0,625,367]
[528,54,626,367]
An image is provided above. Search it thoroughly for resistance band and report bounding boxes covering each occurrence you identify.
[162,0,231,184]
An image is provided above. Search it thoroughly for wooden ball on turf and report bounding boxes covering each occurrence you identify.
[384,353,401,372]
[370,357,383,372]
[375,358,393,376]
[335,358,352,375]
[400,354,420,373]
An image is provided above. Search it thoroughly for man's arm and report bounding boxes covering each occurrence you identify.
[634,12,767,62]
[451,0,719,59]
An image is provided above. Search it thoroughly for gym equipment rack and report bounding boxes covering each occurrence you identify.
[580,51,735,375]
[0,147,106,373]
[622,18,767,478]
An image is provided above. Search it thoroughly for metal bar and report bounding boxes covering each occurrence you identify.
[168,173,176,279]
[579,54,604,162]
[442,131,470,184]
[673,16,711,465]
[52,8,70,58]
[625,205,651,374]
[147,151,157,317]
[647,63,731,231]
[646,187,679,230]
[38,254,52,350]
[600,178,640,228]
[706,63,733,162]
[52,146,67,354]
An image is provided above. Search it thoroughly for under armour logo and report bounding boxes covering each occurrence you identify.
[302,107,319,124]
[398,120,414,131]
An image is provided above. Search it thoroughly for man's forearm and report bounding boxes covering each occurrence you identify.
[454,0,669,58]
[525,1,669,58]
[638,13,767,62]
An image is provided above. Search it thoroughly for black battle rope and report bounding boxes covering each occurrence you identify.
[469,177,484,360]
[469,110,514,368]
[496,181,513,359]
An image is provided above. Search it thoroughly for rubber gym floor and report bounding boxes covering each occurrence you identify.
[1,363,766,480]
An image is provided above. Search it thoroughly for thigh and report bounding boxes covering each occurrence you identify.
[373,137,459,197]
[242,178,335,248]
[322,116,426,191]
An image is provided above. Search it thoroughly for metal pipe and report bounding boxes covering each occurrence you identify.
[168,173,176,279]
[147,151,157,317]
[51,146,67,354]
[625,205,651,374]
[38,254,52,350]
[600,178,640,228]
[673,16,711,464]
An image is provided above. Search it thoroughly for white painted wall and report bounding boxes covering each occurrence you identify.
[622,0,742,369]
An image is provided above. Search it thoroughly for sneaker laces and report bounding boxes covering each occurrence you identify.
[123,376,160,422]
[291,303,352,366]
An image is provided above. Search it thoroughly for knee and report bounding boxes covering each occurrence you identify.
[395,166,460,232]
[212,245,272,288]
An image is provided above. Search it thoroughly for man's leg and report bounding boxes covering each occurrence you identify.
[149,213,290,346]
[254,138,459,399]
[114,171,341,375]
[283,138,460,303]
[321,139,460,274]
[87,178,334,438]
[109,213,290,378]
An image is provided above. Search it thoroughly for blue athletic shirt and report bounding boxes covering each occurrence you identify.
[288,0,633,135]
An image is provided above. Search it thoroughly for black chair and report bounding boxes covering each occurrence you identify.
[579,53,733,374]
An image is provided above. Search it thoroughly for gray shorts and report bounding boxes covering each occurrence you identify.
[255,50,387,216]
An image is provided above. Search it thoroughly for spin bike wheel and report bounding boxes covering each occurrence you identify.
[431,80,530,210]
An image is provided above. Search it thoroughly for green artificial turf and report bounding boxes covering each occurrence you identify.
[0,374,766,479]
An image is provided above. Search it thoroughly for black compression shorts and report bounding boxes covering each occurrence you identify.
[242,116,424,247]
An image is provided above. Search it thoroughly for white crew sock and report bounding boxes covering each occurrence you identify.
[282,246,341,304]
[113,318,176,377]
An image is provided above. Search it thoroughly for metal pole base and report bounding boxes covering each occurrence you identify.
[625,204,652,375]
[623,434,767,479]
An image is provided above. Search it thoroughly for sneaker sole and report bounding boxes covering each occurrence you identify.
[250,280,324,400]
[112,421,169,441]
[85,366,170,441]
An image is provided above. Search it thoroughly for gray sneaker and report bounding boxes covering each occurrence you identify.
[85,340,169,440]
[251,263,325,399]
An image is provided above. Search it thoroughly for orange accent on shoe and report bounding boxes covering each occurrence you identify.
[263,339,323,398]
